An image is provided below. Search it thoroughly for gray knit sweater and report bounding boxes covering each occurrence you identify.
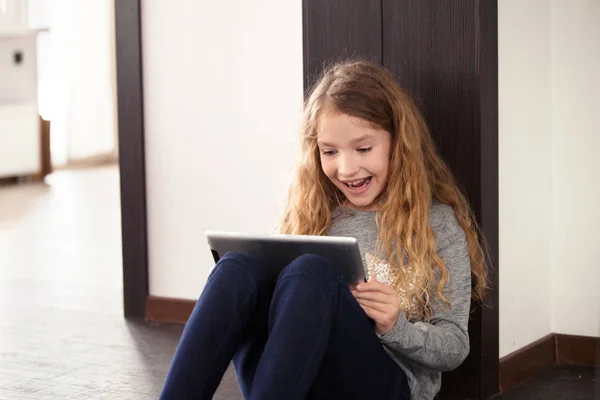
[328,200,472,400]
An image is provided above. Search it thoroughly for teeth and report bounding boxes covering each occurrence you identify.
[346,177,370,188]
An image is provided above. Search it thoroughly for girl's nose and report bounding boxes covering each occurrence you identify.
[338,155,360,178]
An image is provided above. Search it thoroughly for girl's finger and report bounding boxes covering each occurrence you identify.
[353,290,392,304]
[356,298,390,314]
[357,280,396,295]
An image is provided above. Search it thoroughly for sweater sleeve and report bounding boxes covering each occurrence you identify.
[377,210,472,372]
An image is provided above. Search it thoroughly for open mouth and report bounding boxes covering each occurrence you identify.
[343,177,372,189]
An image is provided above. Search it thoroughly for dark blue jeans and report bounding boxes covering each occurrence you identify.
[159,252,410,400]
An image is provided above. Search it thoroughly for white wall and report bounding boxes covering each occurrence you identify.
[142,1,303,299]
[61,0,117,161]
[28,0,117,165]
[551,0,600,337]
[0,0,29,28]
[498,0,554,358]
[499,0,600,357]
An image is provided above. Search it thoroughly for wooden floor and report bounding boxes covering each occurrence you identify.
[0,166,240,399]
[493,366,598,400]
[0,166,596,399]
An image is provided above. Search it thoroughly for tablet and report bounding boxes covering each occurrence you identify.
[205,231,366,284]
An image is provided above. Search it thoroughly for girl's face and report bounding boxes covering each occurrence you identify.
[317,112,392,211]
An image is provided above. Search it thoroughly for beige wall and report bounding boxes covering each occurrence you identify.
[499,0,600,357]
[550,0,600,337]
[498,0,554,357]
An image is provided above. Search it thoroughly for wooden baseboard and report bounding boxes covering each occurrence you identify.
[39,117,52,179]
[145,296,196,325]
[65,152,119,168]
[556,334,600,368]
[499,334,556,392]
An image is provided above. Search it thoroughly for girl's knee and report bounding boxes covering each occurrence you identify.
[279,254,341,282]
[219,251,260,268]
[212,251,272,283]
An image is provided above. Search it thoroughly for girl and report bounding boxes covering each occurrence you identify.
[159,60,487,400]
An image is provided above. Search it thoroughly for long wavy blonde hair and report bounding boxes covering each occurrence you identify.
[279,60,487,320]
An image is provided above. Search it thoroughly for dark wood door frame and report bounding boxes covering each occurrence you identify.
[115,0,148,318]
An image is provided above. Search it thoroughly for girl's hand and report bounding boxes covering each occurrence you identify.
[350,276,401,336]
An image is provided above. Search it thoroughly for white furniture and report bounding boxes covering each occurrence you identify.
[0,0,47,179]
[0,28,42,178]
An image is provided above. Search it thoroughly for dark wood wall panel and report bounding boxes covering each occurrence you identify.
[382,0,479,210]
[304,0,499,398]
[382,1,499,398]
[382,1,499,399]
[115,0,149,318]
[302,0,383,90]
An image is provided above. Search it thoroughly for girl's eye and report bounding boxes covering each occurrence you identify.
[358,147,373,153]
[321,150,337,156]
